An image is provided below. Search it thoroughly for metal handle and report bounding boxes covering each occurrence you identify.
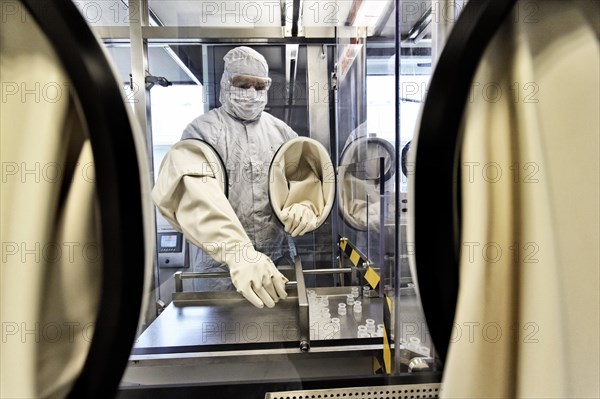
[303,268,352,275]
[173,271,303,293]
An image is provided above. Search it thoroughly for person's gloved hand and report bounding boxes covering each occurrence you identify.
[281,203,318,237]
[228,247,288,308]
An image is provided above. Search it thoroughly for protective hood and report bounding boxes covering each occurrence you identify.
[219,46,269,122]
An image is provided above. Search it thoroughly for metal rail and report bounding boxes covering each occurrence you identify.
[173,267,354,292]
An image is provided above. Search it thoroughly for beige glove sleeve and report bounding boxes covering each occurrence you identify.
[152,140,288,308]
[271,138,335,236]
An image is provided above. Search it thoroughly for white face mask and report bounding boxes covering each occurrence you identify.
[225,87,268,121]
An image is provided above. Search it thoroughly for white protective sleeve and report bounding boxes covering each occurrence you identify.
[152,140,288,308]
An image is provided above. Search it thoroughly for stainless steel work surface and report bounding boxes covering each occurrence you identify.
[134,293,300,353]
[133,287,385,355]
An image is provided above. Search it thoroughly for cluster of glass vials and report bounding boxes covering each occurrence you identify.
[357,319,384,338]
[307,287,387,339]
[307,290,340,340]
[339,286,362,316]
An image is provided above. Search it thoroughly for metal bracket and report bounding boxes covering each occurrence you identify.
[294,257,310,352]
[331,71,338,90]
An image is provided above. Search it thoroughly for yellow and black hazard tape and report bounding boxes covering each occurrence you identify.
[338,237,380,290]
[372,296,393,374]
[382,294,393,373]
[339,237,390,373]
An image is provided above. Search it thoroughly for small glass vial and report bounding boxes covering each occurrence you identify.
[346,294,355,306]
[365,319,376,333]
[337,303,347,316]
[351,286,360,299]
[408,336,421,352]
[363,285,370,297]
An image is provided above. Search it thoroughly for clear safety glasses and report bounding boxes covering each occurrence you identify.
[230,75,272,91]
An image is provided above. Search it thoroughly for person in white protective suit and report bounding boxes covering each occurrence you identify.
[153,46,325,308]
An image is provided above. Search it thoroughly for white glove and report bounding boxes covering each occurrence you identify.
[228,246,289,308]
[281,203,318,237]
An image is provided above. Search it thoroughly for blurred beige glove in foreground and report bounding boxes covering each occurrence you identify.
[152,140,288,308]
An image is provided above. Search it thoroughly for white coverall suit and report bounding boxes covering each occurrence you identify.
[182,103,298,291]
[153,47,306,307]
[184,47,298,292]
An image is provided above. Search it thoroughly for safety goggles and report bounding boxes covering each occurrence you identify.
[230,75,272,91]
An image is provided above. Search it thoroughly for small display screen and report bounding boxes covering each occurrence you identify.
[158,231,183,253]
[161,235,178,248]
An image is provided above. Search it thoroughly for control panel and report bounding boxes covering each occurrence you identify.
[157,230,187,268]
